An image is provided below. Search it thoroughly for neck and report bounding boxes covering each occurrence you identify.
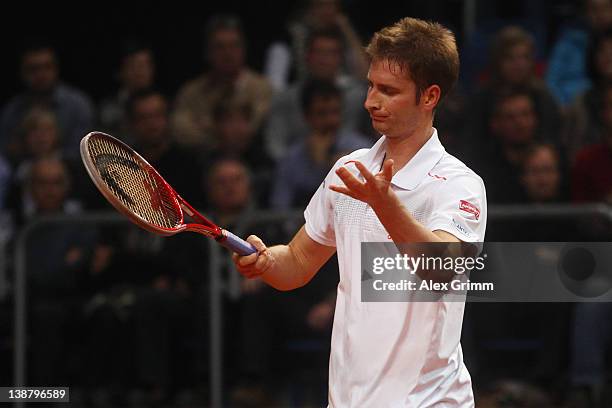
[384,123,434,174]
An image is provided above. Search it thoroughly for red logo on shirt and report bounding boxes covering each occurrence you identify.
[459,200,480,220]
[428,172,447,181]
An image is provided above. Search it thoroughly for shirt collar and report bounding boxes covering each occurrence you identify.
[359,128,445,191]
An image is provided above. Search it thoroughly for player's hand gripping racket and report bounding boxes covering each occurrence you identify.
[80,131,257,255]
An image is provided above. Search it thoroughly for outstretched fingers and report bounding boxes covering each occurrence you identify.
[329,183,357,198]
[381,158,394,181]
[354,161,376,183]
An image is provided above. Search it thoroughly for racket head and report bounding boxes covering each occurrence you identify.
[80,131,185,236]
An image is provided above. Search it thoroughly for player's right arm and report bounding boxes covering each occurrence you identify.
[232,225,336,291]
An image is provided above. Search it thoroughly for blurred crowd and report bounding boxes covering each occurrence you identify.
[1,0,612,407]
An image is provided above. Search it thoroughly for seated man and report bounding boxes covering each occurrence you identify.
[467,87,543,204]
[127,88,203,205]
[0,42,94,159]
[521,143,567,203]
[270,79,370,209]
[23,158,94,386]
[99,40,156,139]
[264,27,370,159]
[171,15,273,149]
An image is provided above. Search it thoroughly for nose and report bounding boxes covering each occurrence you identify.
[364,87,380,112]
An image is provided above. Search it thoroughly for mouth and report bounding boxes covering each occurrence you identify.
[370,115,388,123]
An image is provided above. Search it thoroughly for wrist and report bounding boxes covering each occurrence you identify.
[370,188,401,215]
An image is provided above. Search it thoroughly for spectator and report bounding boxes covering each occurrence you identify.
[99,40,156,140]
[127,88,203,205]
[566,303,612,408]
[265,28,369,160]
[10,155,81,226]
[84,224,204,406]
[565,31,612,159]
[205,158,255,227]
[468,88,540,203]
[572,131,612,203]
[206,100,274,207]
[465,26,561,146]
[23,158,94,385]
[209,100,273,170]
[204,158,274,406]
[521,143,566,203]
[172,15,273,149]
[546,0,612,107]
[12,108,62,181]
[218,153,337,404]
[571,78,612,203]
[2,108,83,216]
[0,41,94,159]
[271,79,370,209]
[263,0,367,91]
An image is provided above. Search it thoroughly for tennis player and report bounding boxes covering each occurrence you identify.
[234,17,486,407]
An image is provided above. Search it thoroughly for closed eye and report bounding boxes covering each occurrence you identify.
[380,86,399,95]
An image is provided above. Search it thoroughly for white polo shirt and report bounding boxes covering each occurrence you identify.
[304,129,487,407]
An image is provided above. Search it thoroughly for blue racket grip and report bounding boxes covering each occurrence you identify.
[218,229,257,256]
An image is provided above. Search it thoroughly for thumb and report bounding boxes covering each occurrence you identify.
[246,235,267,253]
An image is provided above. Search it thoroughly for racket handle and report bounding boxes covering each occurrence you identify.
[219,230,257,256]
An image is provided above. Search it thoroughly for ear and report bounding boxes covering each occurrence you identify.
[421,85,441,111]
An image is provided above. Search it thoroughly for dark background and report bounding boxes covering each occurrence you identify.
[0,0,577,105]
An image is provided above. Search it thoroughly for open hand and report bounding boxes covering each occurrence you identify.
[329,159,395,210]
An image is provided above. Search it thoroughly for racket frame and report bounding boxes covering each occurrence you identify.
[80,132,222,239]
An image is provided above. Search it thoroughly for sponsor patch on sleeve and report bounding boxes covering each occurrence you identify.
[452,218,476,240]
[459,200,480,220]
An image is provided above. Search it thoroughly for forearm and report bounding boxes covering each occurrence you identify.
[261,243,316,291]
[373,192,443,244]
[373,192,461,282]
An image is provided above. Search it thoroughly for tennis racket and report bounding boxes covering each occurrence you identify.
[80,131,256,255]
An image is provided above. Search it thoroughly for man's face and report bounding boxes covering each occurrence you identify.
[364,59,423,139]
[25,116,59,157]
[207,161,250,213]
[120,50,155,91]
[490,95,537,146]
[21,49,58,93]
[208,29,245,77]
[522,147,560,202]
[499,43,533,85]
[306,37,342,80]
[217,111,254,153]
[305,95,342,136]
[308,0,339,28]
[130,95,168,147]
[587,0,612,31]
[30,161,68,213]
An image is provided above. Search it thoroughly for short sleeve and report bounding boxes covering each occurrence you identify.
[303,163,339,247]
[427,173,487,244]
